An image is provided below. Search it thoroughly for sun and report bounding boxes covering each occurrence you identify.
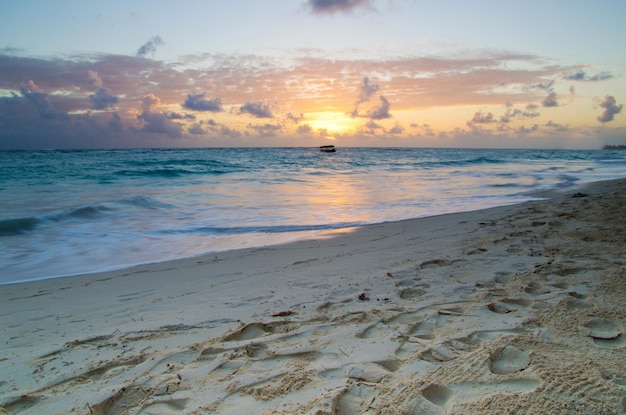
[307,111,355,134]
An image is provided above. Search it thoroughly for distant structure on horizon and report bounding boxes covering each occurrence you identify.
[602,144,626,150]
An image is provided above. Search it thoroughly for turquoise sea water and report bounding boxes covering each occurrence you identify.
[1,147,624,284]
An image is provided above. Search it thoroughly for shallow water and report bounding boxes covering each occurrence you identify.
[1,147,624,284]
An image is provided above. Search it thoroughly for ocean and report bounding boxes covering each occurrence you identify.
[1,147,624,285]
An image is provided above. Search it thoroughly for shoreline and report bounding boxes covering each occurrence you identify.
[0,204,533,287]
[0,148,626,283]
[1,178,625,414]
[3,147,624,286]
[0,193,554,287]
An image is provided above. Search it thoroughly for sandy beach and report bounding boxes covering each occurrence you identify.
[1,178,625,415]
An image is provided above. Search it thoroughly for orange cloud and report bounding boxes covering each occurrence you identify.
[0,49,623,149]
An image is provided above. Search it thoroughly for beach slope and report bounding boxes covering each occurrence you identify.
[1,179,625,414]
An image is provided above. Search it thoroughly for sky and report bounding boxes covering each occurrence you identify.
[1,0,625,149]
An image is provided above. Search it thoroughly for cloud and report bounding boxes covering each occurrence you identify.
[517,124,538,134]
[409,123,435,136]
[219,125,242,138]
[469,111,496,124]
[141,93,161,112]
[188,123,207,135]
[240,101,273,118]
[500,105,540,123]
[296,123,313,134]
[247,122,282,136]
[365,120,383,129]
[137,93,183,137]
[19,80,68,119]
[542,92,558,107]
[526,80,554,91]
[183,93,223,112]
[0,46,21,54]
[563,70,613,82]
[90,87,118,110]
[20,79,44,94]
[357,76,379,104]
[287,112,305,123]
[366,96,391,119]
[109,113,123,130]
[387,123,404,134]
[88,70,103,89]
[597,95,623,123]
[563,70,585,81]
[305,0,374,14]
[136,36,164,58]
[526,103,539,111]
[589,72,613,81]
[139,111,183,137]
[545,120,568,131]
[0,48,621,149]
[0,50,566,123]
[352,77,389,119]
[165,111,195,120]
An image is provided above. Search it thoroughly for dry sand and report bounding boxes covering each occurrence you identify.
[1,179,625,415]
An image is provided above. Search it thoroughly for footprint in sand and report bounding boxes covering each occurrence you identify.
[395,277,430,300]
[489,345,531,375]
[223,322,274,341]
[222,320,298,342]
[524,283,553,295]
[549,281,570,290]
[138,398,189,414]
[487,297,533,314]
[565,292,589,309]
[420,259,454,269]
[394,315,437,358]
[395,310,464,360]
[408,315,438,340]
[1,394,42,414]
[420,343,458,363]
[334,383,379,415]
[399,287,428,299]
[355,320,388,339]
[422,384,453,407]
[494,271,514,284]
[347,363,392,383]
[465,247,487,256]
[585,319,625,348]
[420,336,480,364]
[407,384,453,415]
[89,385,150,415]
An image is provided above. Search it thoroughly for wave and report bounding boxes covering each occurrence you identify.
[0,206,112,237]
[405,156,507,170]
[113,158,244,178]
[0,217,40,236]
[554,174,580,189]
[466,156,505,164]
[489,182,530,188]
[0,196,170,237]
[113,166,237,178]
[162,222,364,236]
[114,168,197,178]
[118,195,174,210]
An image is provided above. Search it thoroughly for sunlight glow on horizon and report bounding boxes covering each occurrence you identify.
[0,1,625,149]
[307,112,356,135]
